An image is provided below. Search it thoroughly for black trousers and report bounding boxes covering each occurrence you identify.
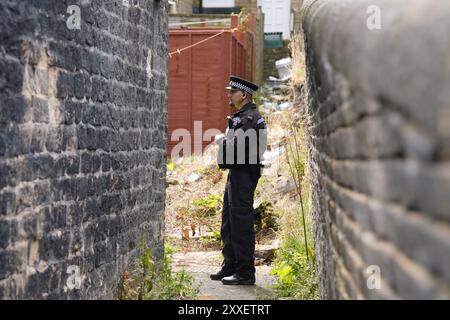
[220,166,261,276]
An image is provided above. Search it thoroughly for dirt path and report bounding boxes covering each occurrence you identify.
[172,250,277,300]
[166,100,299,300]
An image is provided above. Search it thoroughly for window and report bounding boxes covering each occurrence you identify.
[202,0,235,8]
[169,0,177,14]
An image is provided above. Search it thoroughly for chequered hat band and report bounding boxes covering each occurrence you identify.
[230,81,254,94]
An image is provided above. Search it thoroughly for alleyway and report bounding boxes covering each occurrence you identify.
[2,0,450,302]
[164,72,313,300]
[172,250,276,300]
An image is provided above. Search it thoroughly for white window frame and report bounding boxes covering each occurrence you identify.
[203,0,235,8]
[168,0,177,14]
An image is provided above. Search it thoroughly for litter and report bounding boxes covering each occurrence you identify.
[275,57,292,79]
[187,173,202,183]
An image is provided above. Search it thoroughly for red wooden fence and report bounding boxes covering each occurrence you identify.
[168,15,255,158]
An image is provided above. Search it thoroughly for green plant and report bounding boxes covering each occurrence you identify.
[238,7,251,32]
[192,194,222,214]
[289,33,306,87]
[118,241,199,300]
[284,121,311,262]
[199,229,222,247]
[254,200,278,239]
[269,115,319,299]
[167,160,175,172]
[253,91,263,109]
[190,194,223,231]
[271,244,319,300]
[146,244,199,300]
[175,193,223,240]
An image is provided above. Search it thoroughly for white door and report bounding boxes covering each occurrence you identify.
[261,0,291,40]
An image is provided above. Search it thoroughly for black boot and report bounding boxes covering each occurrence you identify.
[221,274,255,285]
[210,269,235,281]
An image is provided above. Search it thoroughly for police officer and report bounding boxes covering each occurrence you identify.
[211,76,267,285]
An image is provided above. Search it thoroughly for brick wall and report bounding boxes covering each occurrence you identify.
[302,0,450,299]
[0,0,168,299]
[172,0,193,14]
[263,40,291,81]
[235,0,257,15]
[291,0,303,34]
[254,6,265,86]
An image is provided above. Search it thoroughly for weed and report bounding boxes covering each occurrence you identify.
[118,241,199,300]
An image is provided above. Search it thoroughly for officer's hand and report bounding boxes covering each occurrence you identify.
[214,133,225,145]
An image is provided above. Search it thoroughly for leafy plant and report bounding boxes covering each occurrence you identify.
[238,7,251,32]
[174,193,223,244]
[270,113,319,299]
[284,121,311,262]
[199,229,222,247]
[271,245,319,300]
[118,241,199,300]
[192,194,222,213]
[167,160,175,172]
[289,33,306,87]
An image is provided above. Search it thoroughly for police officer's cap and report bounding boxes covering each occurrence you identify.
[225,76,258,95]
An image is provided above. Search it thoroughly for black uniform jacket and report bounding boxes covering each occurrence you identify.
[217,102,267,169]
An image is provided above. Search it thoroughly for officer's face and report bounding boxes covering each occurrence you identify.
[228,89,245,108]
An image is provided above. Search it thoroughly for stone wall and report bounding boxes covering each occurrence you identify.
[263,40,291,81]
[0,0,168,299]
[171,0,193,14]
[235,0,257,15]
[291,0,303,36]
[302,0,450,299]
[254,6,265,86]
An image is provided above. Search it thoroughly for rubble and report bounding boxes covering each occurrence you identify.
[273,176,296,194]
[187,172,202,183]
[255,243,280,263]
[166,177,179,186]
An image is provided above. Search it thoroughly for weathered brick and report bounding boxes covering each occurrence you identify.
[39,230,71,261]
[0,192,16,216]
[0,218,10,249]
[0,0,167,299]
[40,206,62,235]
[80,152,92,174]
[66,155,80,175]
[303,0,450,299]
[33,182,50,206]
[0,250,22,279]
[64,100,82,125]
